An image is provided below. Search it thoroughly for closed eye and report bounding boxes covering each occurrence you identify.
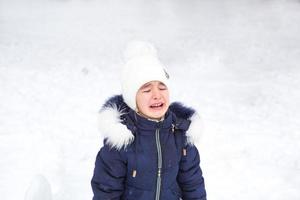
[158,83,167,90]
[159,85,167,90]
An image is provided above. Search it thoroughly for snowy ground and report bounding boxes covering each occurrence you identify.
[0,0,300,199]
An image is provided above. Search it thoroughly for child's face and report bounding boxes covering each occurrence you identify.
[136,81,169,120]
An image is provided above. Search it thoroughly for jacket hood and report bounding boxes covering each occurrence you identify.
[98,95,203,150]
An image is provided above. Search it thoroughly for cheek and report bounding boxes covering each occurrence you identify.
[163,91,170,102]
[136,94,150,109]
[141,101,149,110]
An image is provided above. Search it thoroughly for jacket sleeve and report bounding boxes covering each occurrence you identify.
[177,144,207,200]
[91,143,127,200]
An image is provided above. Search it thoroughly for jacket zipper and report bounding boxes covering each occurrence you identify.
[155,128,162,200]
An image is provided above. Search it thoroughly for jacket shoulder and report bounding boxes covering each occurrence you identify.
[169,102,203,145]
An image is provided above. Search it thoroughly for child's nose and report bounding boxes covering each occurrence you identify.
[152,88,161,99]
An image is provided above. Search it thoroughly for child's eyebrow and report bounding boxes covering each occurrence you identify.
[140,83,151,89]
[157,82,167,88]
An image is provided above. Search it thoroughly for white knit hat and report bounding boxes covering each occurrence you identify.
[121,41,170,111]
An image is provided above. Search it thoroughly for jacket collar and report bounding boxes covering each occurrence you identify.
[127,109,173,132]
[98,95,203,150]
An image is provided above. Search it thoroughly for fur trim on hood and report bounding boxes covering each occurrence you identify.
[98,95,203,150]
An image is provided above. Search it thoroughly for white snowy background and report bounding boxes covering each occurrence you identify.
[0,0,300,199]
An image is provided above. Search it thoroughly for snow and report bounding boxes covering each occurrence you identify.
[25,175,52,200]
[0,0,299,199]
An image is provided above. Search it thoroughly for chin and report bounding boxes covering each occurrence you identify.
[150,114,164,120]
[147,110,167,120]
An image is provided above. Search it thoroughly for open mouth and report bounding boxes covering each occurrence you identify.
[150,102,164,109]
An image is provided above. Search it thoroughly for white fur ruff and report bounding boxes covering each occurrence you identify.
[186,113,204,145]
[98,105,134,150]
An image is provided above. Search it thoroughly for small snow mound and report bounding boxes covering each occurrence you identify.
[24,174,52,200]
[123,40,158,61]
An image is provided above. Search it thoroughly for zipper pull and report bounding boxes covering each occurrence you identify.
[132,170,137,178]
[182,148,187,156]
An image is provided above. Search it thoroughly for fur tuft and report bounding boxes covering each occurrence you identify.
[98,104,134,150]
[186,113,204,145]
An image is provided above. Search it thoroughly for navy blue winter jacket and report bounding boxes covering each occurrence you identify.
[91,95,206,200]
